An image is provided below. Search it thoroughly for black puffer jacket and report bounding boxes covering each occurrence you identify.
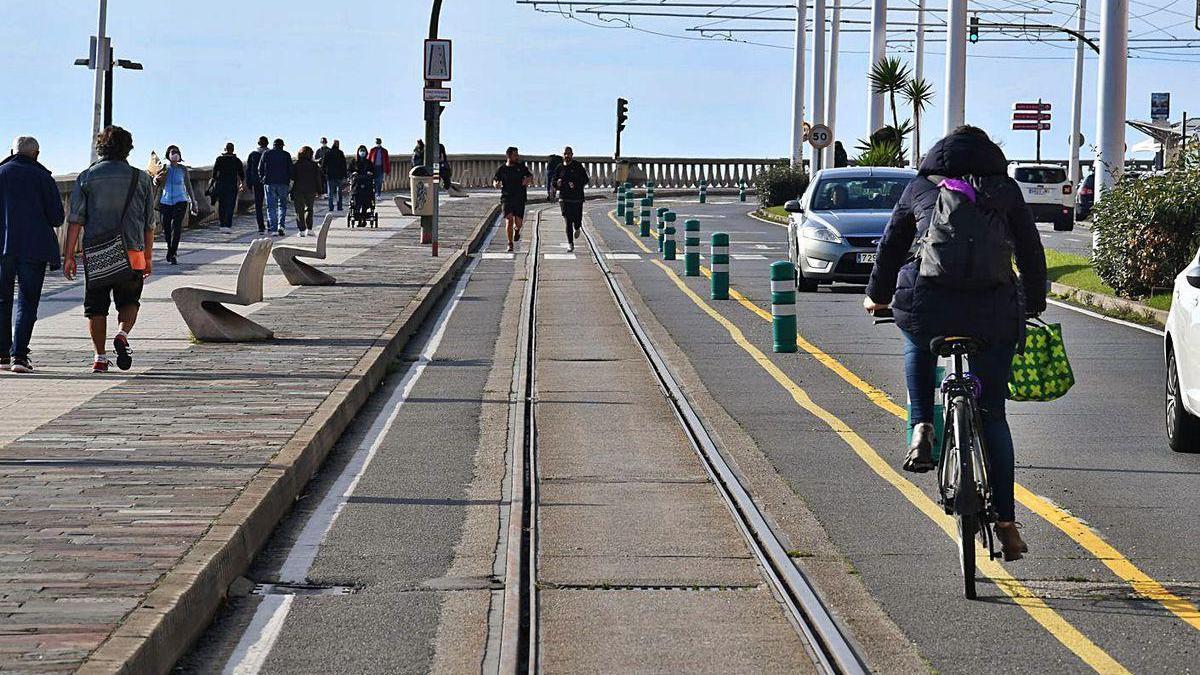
[865,130,1047,346]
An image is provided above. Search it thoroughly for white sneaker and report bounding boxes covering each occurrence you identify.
[299,230,307,237]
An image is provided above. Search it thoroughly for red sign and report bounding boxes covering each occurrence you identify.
[1012,112,1052,121]
[1012,122,1051,131]
[1014,102,1052,111]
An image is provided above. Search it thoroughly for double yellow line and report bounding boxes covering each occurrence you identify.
[603,210,1198,672]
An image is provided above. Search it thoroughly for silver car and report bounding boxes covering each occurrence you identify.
[785,167,917,291]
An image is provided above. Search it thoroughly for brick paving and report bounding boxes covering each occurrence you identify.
[0,195,497,672]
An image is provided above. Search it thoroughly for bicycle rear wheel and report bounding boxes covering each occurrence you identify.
[958,513,978,599]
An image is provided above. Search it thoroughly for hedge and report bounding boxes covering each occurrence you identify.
[752,164,811,208]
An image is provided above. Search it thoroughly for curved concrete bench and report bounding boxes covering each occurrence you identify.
[171,238,274,342]
[272,214,335,286]
[394,195,414,216]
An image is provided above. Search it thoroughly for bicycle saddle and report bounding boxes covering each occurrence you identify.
[930,336,987,357]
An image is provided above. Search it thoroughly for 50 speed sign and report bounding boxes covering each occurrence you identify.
[808,124,833,150]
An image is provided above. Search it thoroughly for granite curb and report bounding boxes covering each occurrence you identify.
[77,203,502,675]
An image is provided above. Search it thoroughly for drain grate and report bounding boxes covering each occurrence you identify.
[252,582,358,597]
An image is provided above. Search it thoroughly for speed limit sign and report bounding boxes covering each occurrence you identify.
[808,124,833,150]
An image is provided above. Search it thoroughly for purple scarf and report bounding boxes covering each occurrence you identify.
[938,177,977,203]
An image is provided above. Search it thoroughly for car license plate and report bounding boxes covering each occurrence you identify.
[857,252,877,264]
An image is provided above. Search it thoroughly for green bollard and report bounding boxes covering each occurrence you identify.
[684,219,701,276]
[663,225,677,260]
[639,198,652,237]
[662,211,676,255]
[739,181,747,203]
[656,207,668,252]
[646,180,655,202]
[711,232,730,300]
[624,203,635,228]
[699,180,708,204]
[616,189,626,217]
[771,261,797,353]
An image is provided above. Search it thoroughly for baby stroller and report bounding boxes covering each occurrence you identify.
[346,169,379,228]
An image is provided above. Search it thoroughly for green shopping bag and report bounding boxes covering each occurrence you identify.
[1008,319,1075,402]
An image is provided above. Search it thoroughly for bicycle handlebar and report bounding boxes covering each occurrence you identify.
[870,307,895,325]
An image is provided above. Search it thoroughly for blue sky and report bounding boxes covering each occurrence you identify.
[2,1,1195,174]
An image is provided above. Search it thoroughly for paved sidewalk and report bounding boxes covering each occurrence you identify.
[0,195,498,673]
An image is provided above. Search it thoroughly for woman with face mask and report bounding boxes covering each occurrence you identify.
[348,145,377,226]
[153,145,197,264]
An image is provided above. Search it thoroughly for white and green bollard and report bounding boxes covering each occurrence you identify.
[639,198,652,237]
[646,180,655,202]
[771,261,797,353]
[684,219,701,276]
[739,181,747,203]
[711,233,730,299]
[617,187,627,217]
[656,207,668,252]
[662,212,677,257]
[699,180,708,203]
[624,201,635,228]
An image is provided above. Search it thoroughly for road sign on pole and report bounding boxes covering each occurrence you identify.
[1012,99,1052,161]
[1011,123,1052,131]
[424,39,452,81]
[808,124,833,149]
[1151,92,1170,121]
[423,87,451,103]
[1014,102,1052,111]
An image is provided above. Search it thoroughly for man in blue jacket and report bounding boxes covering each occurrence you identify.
[258,138,294,236]
[0,136,65,373]
[246,136,269,234]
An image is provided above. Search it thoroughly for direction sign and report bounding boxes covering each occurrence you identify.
[1014,102,1052,111]
[1012,112,1051,121]
[423,87,452,103]
[1151,92,1170,121]
[424,39,452,81]
[1012,122,1051,131]
[808,124,833,149]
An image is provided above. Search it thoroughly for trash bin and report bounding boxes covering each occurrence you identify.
[410,166,437,217]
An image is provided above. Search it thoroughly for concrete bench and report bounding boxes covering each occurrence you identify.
[394,195,414,216]
[171,238,274,342]
[272,213,335,286]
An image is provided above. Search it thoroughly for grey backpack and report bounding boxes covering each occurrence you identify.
[916,175,1014,290]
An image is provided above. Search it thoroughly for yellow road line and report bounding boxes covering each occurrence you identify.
[604,209,1200,634]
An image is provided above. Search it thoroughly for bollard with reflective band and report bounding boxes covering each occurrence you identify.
[684,219,701,277]
[739,181,747,203]
[639,198,652,237]
[770,261,797,353]
[710,232,730,299]
[699,180,708,204]
[646,180,655,202]
[656,207,668,252]
[616,190,626,217]
[624,202,635,227]
[663,225,677,261]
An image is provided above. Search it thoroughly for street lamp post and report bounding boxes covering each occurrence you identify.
[810,0,826,172]
[90,0,109,162]
[866,0,886,137]
[1095,0,1128,198]
[423,0,445,256]
[823,0,841,168]
[1068,0,1088,188]
[943,0,968,134]
[912,0,926,167]
[789,0,807,168]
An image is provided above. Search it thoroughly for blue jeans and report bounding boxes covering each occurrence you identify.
[266,183,289,230]
[374,172,385,196]
[902,329,1017,522]
[327,178,343,210]
[0,256,48,359]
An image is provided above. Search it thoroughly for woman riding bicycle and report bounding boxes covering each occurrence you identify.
[862,125,1047,560]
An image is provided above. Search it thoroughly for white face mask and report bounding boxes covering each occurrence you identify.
[359,151,367,158]
[169,152,181,162]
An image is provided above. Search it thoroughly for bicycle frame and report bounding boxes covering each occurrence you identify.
[936,350,999,560]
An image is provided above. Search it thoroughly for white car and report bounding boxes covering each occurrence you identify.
[1165,251,1200,452]
[1008,163,1074,231]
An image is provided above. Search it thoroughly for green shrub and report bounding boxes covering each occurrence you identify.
[752,163,810,207]
[1092,158,1200,297]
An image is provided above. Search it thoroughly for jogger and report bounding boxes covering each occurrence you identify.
[554,146,589,252]
[493,147,533,252]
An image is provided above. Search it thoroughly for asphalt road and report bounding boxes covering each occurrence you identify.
[586,196,1199,674]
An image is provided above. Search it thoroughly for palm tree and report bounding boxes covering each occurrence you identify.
[869,57,912,140]
[902,77,935,167]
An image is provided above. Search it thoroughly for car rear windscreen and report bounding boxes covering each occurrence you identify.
[1015,167,1067,184]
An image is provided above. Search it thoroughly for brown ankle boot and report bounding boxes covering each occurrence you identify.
[995,522,1028,561]
[902,423,936,473]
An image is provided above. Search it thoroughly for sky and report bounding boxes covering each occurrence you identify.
[2,0,1197,175]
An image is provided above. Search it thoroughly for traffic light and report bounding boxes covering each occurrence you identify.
[617,97,629,134]
[969,16,980,44]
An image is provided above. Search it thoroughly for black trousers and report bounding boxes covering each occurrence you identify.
[252,184,265,231]
[561,200,583,245]
[216,186,238,228]
[159,202,187,261]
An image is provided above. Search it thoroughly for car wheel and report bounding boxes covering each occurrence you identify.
[1053,216,1074,232]
[1166,347,1200,453]
[795,268,819,292]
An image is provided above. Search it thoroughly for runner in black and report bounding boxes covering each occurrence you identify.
[554,146,589,252]
[493,147,533,252]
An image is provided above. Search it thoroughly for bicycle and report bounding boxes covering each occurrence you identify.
[874,309,998,599]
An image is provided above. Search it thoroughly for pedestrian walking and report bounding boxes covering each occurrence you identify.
[493,147,532,252]
[438,143,452,191]
[349,145,376,225]
[63,126,156,374]
[368,138,390,196]
[863,125,1047,561]
[152,144,197,265]
[0,137,64,374]
[324,139,347,211]
[554,147,589,252]
[412,139,425,169]
[314,137,330,165]
[545,153,563,202]
[246,136,269,233]
[292,146,323,237]
[211,143,245,231]
[259,138,294,236]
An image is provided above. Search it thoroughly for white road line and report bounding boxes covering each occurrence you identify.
[544,253,576,260]
[754,244,770,250]
[606,253,642,260]
[222,223,501,675]
[733,254,768,260]
[482,252,514,260]
[1047,298,1166,337]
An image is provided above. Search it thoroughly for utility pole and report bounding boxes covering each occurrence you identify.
[1068,0,1088,188]
[423,0,445,256]
[789,0,807,168]
[89,0,109,162]
[912,0,926,168]
[810,0,827,172]
[867,0,886,137]
[823,0,841,168]
[1095,0,1128,198]
[943,0,968,134]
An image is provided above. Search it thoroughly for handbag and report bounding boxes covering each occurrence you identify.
[1008,319,1075,402]
[83,166,140,285]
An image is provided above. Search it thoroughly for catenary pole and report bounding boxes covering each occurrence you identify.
[90,0,108,162]
[1068,0,1087,188]
[1095,0,1127,198]
[790,0,808,167]
[867,0,886,137]
[823,0,841,168]
[811,0,826,172]
[423,0,444,256]
[943,0,967,133]
[912,0,925,167]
